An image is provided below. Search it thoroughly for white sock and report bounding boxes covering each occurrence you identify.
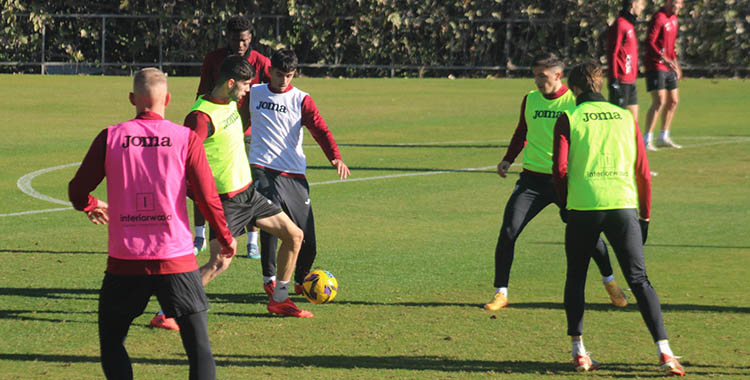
[660,130,669,140]
[156,310,164,317]
[644,132,653,144]
[602,275,615,283]
[195,225,205,239]
[656,340,674,357]
[496,287,508,297]
[272,280,290,302]
[572,339,586,357]
[263,275,276,284]
[248,230,259,245]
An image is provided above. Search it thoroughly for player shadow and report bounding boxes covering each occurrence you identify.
[337,143,507,149]
[507,301,750,314]
[531,240,750,250]
[307,165,495,174]
[0,248,106,255]
[0,309,97,324]
[0,287,98,300]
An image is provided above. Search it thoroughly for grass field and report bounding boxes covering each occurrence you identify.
[1,73,749,379]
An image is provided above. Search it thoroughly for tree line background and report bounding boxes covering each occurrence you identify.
[1,0,748,77]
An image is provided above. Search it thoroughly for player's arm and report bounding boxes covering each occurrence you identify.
[607,21,624,82]
[183,110,213,142]
[68,129,109,224]
[185,131,237,257]
[551,113,571,206]
[633,121,652,221]
[301,95,350,180]
[498,96,529,177]
[646,15,665,59]
[196,54,216,99]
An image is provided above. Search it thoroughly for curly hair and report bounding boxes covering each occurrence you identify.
[226,16,253,34]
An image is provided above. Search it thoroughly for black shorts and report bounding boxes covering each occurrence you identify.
[244,134,252,162]
[99,270,208,319]
[608,81,638,107]
[646,70,678,92]
[209,185,282,240]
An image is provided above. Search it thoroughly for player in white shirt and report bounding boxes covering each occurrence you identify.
[249,49,350,294]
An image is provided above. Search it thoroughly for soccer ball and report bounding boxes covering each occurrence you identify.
[302,269,338,304]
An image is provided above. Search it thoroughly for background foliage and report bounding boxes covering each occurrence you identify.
[1,0,748,76]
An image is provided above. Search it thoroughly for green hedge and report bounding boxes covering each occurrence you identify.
[1,0,747,76]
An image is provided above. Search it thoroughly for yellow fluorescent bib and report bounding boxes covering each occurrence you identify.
[522,90,576,174]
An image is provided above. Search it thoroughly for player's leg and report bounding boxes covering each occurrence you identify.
[256,211,312,317]
[625,82,639,122]
[199,194,247,286]
[486,173,552,310]
[156,270,215,380]
[602,208,684,375]
[644,71,667,150]
[244,135,260,259]
[657,75,681,148]
[98,273,152,379]
[275,175,317,291]
[199,236,234,285]
[564,210,603,371]
[251,166,282,292]
[193,202,207,255]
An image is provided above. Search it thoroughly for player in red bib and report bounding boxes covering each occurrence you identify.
[643,0,684,150]
[607,0,646,120]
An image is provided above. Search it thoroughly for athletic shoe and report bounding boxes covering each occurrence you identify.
[646,141,659,151]
[603,280,628,307]
[193,236,206,256]
[574,353,600,372]
[267,298,313,318]
[657,137,682,149]
[294,283,304,295]
[659,354,686,376]
[246,243,260,259]
[150,314,180,331]
[263,280,276,298]
[483,292,508,311]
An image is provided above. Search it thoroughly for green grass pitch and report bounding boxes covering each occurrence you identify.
[0,74,749,379]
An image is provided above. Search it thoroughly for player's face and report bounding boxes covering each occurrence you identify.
[632,0,646,17]
[228,78,251,102]
[269,67,296,92]
[667,0,683,15]
[532,66,562,95]
[227,30,252,57]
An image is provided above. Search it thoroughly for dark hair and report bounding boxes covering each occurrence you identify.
[621,0,635,10]
[568,61,604,93]
[227,16,253,34]
[271,49,298,72]
[216,55,255,85]
[532,52,564,71]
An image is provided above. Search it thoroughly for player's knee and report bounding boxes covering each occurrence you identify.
[667,97,679,110]
[287,225,304,247]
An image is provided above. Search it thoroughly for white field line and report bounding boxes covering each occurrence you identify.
[4,135,747,217]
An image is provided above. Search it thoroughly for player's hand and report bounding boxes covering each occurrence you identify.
[86,200,109,225]
[331,159,350,180]
[639,218,650,245]
[497,161,511,178]
[220,237,238,258]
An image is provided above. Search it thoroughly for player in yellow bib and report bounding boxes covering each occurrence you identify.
[485,53,627,311]
[552,62,684,376]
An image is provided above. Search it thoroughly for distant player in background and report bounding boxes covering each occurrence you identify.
[249,49,350,295]
[643,0,684,150]
[484,53,627,312]
[68,68,237,379]
[552,62,684,376]
[607,0,646,120]
[192,15,272,259]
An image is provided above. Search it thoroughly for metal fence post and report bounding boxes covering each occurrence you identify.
[158,18,163,71]
[101,16,107,74]
[504,21,511,77]
[41,23,46,75]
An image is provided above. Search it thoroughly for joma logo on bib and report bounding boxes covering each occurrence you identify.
[121,135,173,148]
[256,101,288,113]
[582,111,623,122]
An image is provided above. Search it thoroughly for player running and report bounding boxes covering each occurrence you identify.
[248,49,350,295]
[485,53,627,311]
[552,62,684,376]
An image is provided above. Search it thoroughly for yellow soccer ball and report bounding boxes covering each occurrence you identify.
[302,269,338,304]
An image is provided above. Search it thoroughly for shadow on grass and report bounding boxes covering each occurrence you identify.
[337,143,507,149]
[307,165,495,174]
[531,241,750,250]
[0,249,106,255]
[0,353,745,377]
[0,309,96,324]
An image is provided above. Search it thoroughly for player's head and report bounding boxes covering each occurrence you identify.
[622,0,646,17]
[567,61,604,95]
[665,0,683,15]
[269,49,298,92]
[216,55,255,102]
[130,67,170,115]
[226,16,253,57]
[531,52,564,95]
